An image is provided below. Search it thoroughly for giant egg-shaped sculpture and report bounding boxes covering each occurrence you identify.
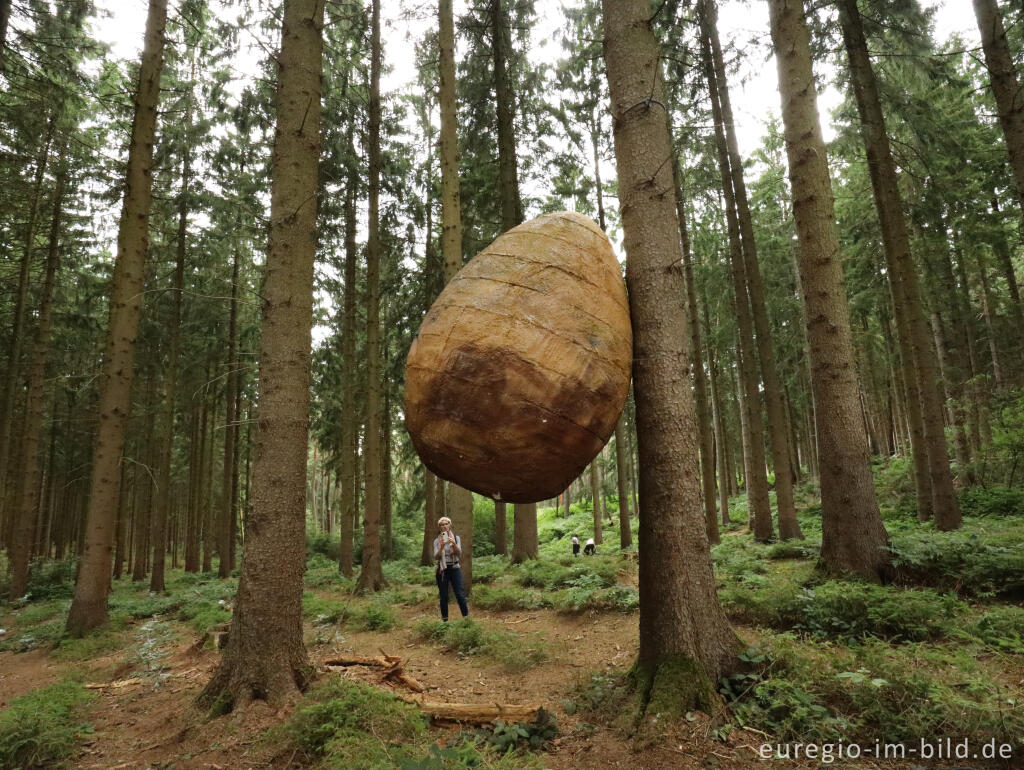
[404,211,632,503]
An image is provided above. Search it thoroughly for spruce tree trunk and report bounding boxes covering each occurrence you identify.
[218,237,241,578]
[438,0,475,589]
[707,340,730,525]
[673,162,718,544]
[66,0,168,635]
[357,0,385,594]
[590,460,602,545]
[0,119,54,534]
[614,422,632,548]
[494,500,507,555]
[200,0,322,710]
[491,0,522,228]
[510,502,537,563]
[9,166,66,599]
[150,132,190,593]
[974,248,1004,388]
[701,0,799,540]
[338,143,358,577]
[837,0,960,530]
[603,0,740,708]
[703,41,774,542]
[768,0,892,579]
[974,0,1024,216]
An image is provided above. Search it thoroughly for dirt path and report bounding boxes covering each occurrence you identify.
[2,597,803,769]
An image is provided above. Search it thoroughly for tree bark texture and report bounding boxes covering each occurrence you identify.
[614,422,632,548]
[339,140,358,577]
[603,0,740,708]
[768,0,892,579]
[66,0,168,634]
[200,0,323,709]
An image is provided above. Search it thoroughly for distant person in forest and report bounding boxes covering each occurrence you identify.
[433,516,469,622]
[583,536,595,556]
[571,534,580,557]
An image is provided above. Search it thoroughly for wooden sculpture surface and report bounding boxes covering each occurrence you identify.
[404,211,633,503]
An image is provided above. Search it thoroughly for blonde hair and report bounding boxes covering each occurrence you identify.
[437,516,452,527]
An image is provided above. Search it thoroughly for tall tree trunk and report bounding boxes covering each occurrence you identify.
[0,118,55,535]
[603,0,740,710]
[838,0,960,530]
[491,0,522,228]
[438,0,475,589]
[673,164,719,545]
[974,0,1024,217]
[614,422,632,548]
[510,502,537,563]
[150,115,191,593]
[338,135,358,578]
[590,459,602,545]
[974,248,1004,388]
[494,500,507,555]
[769,0,892,579]
[703,38,774,542]
[201,0,323,710]
[8,165,66,599]
[218,234,241,578]
[66,0,168,635]
[701,0,800,540]
[357,0,385,594]
[706,337,730,526]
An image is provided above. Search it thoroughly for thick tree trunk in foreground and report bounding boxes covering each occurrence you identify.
[66,0,168,635]
[603,0,740,712]
[768,0,892,580]
[838,0,960,531]
[200,0,323,709]
[974,0,1024,216]
[438,0,475,590]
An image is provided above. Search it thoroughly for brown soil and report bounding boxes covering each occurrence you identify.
[0,595,987,770]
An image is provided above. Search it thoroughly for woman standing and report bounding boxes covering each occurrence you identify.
[434,516,469,621]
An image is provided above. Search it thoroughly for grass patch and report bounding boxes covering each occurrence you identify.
[722,632,1024,748]
[968,606,1024,654]
[415,618,546,669]
[0,679,94,768]
[285,678,427,768]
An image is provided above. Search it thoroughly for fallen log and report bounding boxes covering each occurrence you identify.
[323,652,425,693]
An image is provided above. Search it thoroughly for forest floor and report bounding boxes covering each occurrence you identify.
[3,575,1018,770]
[4,480,1024,769]
[1,591,775,770]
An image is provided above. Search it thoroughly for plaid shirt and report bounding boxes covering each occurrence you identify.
[434,533,461,571]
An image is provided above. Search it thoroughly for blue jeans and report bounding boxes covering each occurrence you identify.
[435,566,469,621]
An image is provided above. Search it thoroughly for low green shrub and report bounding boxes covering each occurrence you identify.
[890,525,1024,597]
[968,606,1024,653]
[303,593,348,625]
[21,557,77,602]
[471,584,550,611]
[512,558,618,591]
[765,541,819,560]
[958,486,1024,518]
[416,619,546,669]
[348,603,398,631]
[286,678,427,768]
[109,593,181,621]
[0,680,94,768]
[720,579,962,642]
[723,633,1024,748]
